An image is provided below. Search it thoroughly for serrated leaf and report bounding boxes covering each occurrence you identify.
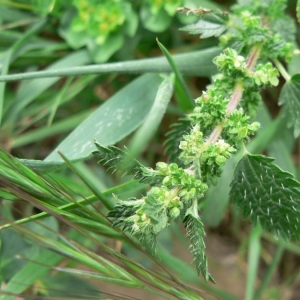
[143,194,168,234]
[92,143,155,184]
[230,154,300,241]
[180,20,227,38]
[278,74,300,137]
[165,118,191,165]
[184,201,215,283]
[107,200,139,231]
[272,16,296,43]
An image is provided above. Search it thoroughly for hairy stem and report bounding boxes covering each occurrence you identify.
[273,59,291,82]
[247,45,262,72]
[208,45,262,143]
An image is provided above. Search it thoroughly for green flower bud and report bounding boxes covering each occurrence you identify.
[168,207,181,218]
[216,155,227,166]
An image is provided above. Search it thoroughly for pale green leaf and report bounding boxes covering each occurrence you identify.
[230,154,300,241]
[128,74,175,155]
[45,74,162,162]
[278,74,300,137]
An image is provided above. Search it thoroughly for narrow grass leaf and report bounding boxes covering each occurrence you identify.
[157,39,194,111]
[245,225,261,300]
[45,73,162,162]
[41,272,101,299]
[0,18,46,125]
[51,267,143,288]
[0,51,11,126]
[7,49,91,124]
[59,152,114,210]
[0,181,141,229]
[12,109,92,149]
[47,76,74,126]
[297,0,300,24]
[254,242,284,299]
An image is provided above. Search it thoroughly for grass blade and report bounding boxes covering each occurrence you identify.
[157,39,194,111]
[245,225,262,300]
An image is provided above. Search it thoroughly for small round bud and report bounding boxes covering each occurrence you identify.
[169,207,181,218]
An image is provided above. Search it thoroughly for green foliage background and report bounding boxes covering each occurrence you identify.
[1,0,300,299]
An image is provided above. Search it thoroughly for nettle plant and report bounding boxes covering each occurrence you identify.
[93,0,300,282]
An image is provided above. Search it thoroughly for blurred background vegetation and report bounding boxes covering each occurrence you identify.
[1,0,300,299]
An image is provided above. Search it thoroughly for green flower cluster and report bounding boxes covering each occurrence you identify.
[146,0,183,16]
[220,5,293,61]
[71,0,126,45]
[122,163,208,234]
[155,162,208,201]
[179,124,236,184]
[213,48,248,78]
[103,2,295,280]
[223,109,260,146]
[189,91,229,129]
[253,63,279,86]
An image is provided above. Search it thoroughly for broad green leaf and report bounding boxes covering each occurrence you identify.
[128,74,175,155]
[89,34,124,63]
[230,154,300,241]
[278,74,300,137]
[45,74,162,162]
[184,201,215,283]
[140,4,172,32]
[272,15,296,43]
[180,20,227,38]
